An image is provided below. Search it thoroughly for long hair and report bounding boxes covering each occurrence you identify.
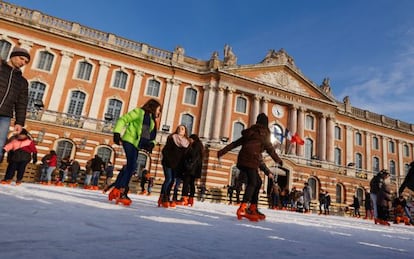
[141,99,161,115]
[189,133,204,157]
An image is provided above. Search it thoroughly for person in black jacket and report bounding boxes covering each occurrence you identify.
[0,47,30,162]
[399,161,414,195]
[177,134,204,207]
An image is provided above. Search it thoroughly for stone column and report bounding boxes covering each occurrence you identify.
[127,70,145,111]
[199,82,216,139]
[318,114,327,161]
[222,87,234,140]
[326,115,335,162]
[296,107,305,156]
[261,97,270,114]
[250,95,261,126]
[288,105,298,154]
[345,125,354,166]
[160,78,180,132]
[365,131,372,171]
[382,136,388,170]
[46,50,74,114]
[88,61,111,118]
[212,85,225,141]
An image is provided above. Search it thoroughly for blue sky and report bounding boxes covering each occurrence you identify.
[7,0,414,123]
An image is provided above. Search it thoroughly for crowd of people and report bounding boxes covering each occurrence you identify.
[1,48,414,224]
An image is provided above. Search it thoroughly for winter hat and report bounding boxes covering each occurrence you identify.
[256,113,269,127]
[10,47,31,61]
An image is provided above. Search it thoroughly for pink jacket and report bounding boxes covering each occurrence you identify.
[4,138,37,154]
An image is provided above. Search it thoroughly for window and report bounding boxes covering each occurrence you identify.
[403,144,410,157]
[97,146,112,163]
[355,153,363,169]
[235,96,247,113]
[146,79,160,97]
[113,70,128,89]
[305,138,313,160]
[232,122,244,141]
[0,40,11,60]
[404,164,410,177]
[28,81,46,108]
[389,160,396,179]
[334,126,341,140]
[77,61,92,81]
[181,113,194,134]
[335,184,343,203]
[388,141,395,153]
[56,140,74,166]
[305,115,314,130]
[372,157,380,173]
[36,51,54,71]
[184,88,197,105]
[355,132,362,146]
[106,99,122,122]
[334,148,341,166]
[67,90,86,116]
[308,178,317,200]
[270,124,283,144]
[372,136,379,150]
[136,151,150,177]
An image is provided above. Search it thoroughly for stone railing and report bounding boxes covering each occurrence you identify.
[350,107,413,132]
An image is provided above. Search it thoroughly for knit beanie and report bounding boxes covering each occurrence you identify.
[256,113,269,127]
[10,47,31,61]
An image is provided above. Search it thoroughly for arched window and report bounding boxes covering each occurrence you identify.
[235,96,247,113]
[372,157,380,173]
[0,40,11,60]
[270,124,283,145]
[181,113,194,135]
[356,187,364,206]
[56,139,74,166]
[334,147,341,166]
[113,70,128,89]
[136,151,150,177]
[28,81,46,108]
[97,146,113,163]
[404,164,410,177]
[232,122,244,141]
[336,184,343,203]
[67,91,86,116]
[184,88,197,105]
[37,50,54,71]
[146,79,160,97]
[305,138,313,160]
[388,141,395,153]
[77,61,92,81]
[106,99,122,121]
[403,144,410,157]
[308,178,317,200]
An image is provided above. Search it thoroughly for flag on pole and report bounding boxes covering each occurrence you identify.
[291,133,305,145]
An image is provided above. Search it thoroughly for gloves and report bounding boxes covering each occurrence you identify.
[113,133,121,145]
[32,153,38,164]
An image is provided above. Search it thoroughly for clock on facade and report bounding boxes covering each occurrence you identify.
[272,104,284,118]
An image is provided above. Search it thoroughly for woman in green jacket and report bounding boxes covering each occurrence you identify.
[110,99,161,205]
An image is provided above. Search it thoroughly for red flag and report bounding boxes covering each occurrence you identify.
[292,133,304,145]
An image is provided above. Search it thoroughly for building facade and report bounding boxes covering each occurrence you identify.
[1,1,414,205]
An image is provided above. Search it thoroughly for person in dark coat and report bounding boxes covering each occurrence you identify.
[376,171,391,225]
[159,125,190,208]
[352,195,361,217]
[177,134,204,207]
[217,113,283,222]
[399,161,414,195]
[364,191,373,219]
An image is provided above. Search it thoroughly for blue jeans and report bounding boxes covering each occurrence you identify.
[91,171,101,186]
[115,142,138,188]
[0,116,11,157]
[161,165,175,197]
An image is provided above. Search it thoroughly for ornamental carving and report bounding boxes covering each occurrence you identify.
[256,71,304,93]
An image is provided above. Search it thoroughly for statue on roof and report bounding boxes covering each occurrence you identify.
[261,48,295,66]
[223,44,237,66]
[320,77,332,95]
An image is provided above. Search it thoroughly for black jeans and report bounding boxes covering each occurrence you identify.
[238,166,262,204]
